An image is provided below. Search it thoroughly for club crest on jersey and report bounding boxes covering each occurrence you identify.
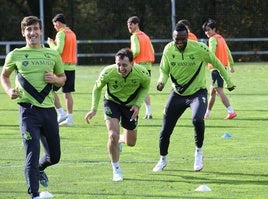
[189,54,195,60]
[112,81,118,89]
[132,79,138,84]
[22,61,29,66]
[44,53,51,58]
[171,62,176,67]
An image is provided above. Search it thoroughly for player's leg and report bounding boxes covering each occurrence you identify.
[53,86,67,123]
[120,106,138,147]
[106,118,121,163]
[215,87,237,119]
[144,69,152,119]
[204,70,218,119]
[204,85,216,119]
[106,118,122,181]
[214,70,237,119]
[59,71,75,126]
[144,94,152,119]
[103,99,123,181]
[19,104,42,197]
[121,129,137,146]
[190,89,207,171]
[153,91,186,172]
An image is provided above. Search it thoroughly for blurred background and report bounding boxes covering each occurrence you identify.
[0,0,267,65]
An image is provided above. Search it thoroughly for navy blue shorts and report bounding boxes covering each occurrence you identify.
[211,70,224,88]
[53,70,75,93]
[103,99,138,130]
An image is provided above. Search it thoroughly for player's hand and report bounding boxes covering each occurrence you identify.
[227,86,236,91]
[47,37,54,44]
[157,82,164,91]
[229,67,235,73]
[44,71,55,84]
[8,88,19,99]
[130,105,139,121]
[84,110,96,124]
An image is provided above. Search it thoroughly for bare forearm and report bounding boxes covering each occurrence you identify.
[44,72,66,87]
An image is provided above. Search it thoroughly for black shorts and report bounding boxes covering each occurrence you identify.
[211,70,224,88]
[53,70,75,93]
[103,99,138,130]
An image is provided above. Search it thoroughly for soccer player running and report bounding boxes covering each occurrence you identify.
[127,16,155,119]
[1,16,66,199]
[202,18,237,119]
[84,48,150,181]
[47,13,77,126]
[152,23,235,172]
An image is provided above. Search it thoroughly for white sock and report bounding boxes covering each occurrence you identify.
[67,114,73,121]
[205,110,211,115]
[160,155,167,162]
[57,107,65,115]
[196,147,202,152]
[227,106,234,113]
[111,161,120,171]
[145,105,152,115]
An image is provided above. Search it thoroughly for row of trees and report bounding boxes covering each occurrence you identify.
[1,0,268,64]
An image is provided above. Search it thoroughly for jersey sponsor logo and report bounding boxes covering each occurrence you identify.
[111,79,139,89]
[171,61,196,67]
[29,60,55,66]
[21,60,55,67]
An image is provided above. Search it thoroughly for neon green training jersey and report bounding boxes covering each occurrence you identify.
[91,64,151,111]
[4,46,64,107]
[158,40,234,96]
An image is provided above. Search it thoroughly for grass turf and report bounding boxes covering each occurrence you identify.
[0,62,267,198]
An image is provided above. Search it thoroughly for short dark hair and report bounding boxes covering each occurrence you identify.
[177,19,191,27]
[174,23,188,32]
[202,18,217,31]
[52,13,66,24]
[115,48,133,62]
[21,16,41,31]
[127,16,140,24]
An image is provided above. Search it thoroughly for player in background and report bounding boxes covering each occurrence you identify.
[1,16,66,199]
[127,16,155,119]
[84,48,150,181]
[202,18,237,119]
[152,23,235,173]
[177,19,198,41]
[47,13,77,126]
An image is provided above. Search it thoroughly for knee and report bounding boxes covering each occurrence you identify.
[192,118,204,126]
[109,133,119,144]
[125,141,136,147]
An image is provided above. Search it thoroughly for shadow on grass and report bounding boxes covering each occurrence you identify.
[150,169,268,186]
[49,191,219,199]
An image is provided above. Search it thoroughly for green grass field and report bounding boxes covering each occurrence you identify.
[0,63,268,199]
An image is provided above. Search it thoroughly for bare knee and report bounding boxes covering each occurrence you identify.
[109,132,119,145]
